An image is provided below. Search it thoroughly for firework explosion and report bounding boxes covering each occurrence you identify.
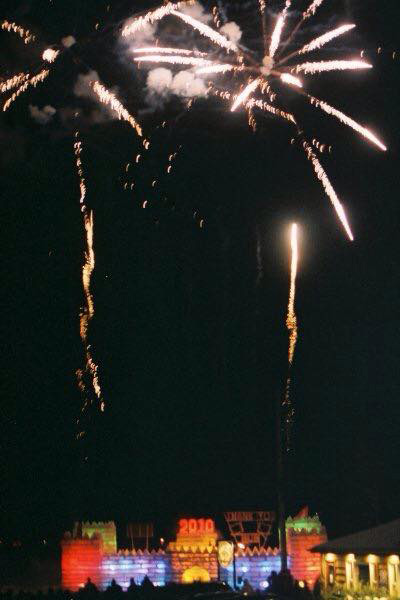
[129,0,387,241]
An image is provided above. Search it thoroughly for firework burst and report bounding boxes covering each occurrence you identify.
[130,0,387,240]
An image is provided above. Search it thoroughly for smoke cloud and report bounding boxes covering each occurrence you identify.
[145,67,206,108]
[220,21,242,43]
[29,104,56,124]
[180,1,212,23]
[171,70,206,97]
[62,35,76,48]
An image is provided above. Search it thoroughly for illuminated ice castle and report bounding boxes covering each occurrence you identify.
[61,513,326,591]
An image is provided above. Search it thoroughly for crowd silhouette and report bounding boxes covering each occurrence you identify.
[0,571,319,600]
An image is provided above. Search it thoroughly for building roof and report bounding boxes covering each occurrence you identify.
[311,519,400,555]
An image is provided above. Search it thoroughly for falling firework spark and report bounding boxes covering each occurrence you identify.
[231,78,261,112]
[121,1,193,37]
[280,73,302,88]
[74,135,105,433]
[133,47,207,57]
[134,54,213,67]
[293,59,372,74]
[1,19,35,43]
[196,63,237,75]
[303,0,325,20]
[245,98,296,124]
[0,73,30,93]
[3,69,49,112]
[269,1,291,59]
[309,95,387,151]
[91,81,142,137]
[302,140,354,240]
[298,24,356,56]
[170,10,238,52]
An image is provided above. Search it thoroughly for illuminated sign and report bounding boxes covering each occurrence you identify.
[218,541,234,567]
[224,511,275,547]
[178,518,215,535]
[225,512,274,522]
[173,518,217,551]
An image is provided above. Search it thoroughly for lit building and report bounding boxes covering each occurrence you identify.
[311,518,400,598]
[61,513,326,591]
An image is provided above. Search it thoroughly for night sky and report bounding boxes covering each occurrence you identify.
[1,0,399,549]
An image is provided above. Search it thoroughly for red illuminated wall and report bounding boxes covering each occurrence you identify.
[61,536,103,591]
[287,530,326,587]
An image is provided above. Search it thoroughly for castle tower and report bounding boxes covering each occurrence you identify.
[286,508,327,587]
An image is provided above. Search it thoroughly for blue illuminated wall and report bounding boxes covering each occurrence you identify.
[100,551,172,589]
[220,549,287,590]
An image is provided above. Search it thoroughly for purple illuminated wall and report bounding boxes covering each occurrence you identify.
[101,552,171,589]
[220,549,284,590]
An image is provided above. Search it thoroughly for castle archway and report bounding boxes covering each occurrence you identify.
[182,566,211,583]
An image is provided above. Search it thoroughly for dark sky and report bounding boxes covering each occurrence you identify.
[1,0,399,547]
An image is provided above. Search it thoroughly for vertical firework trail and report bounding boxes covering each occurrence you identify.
[283,223,298,449]
[73,134,105,440]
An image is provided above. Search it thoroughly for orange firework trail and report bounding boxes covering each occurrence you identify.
[74,135,105,437]
[1,19,35,43]
[133,46,207,57]
[231,78,261,112]
[282,224,299,449]
[269,1,291,59]
[91,81,142,137]
[298,24,356,55]
[3,69,49,112]
[170,10,238,52]
[121,1,193,37]
[134,54,213,67]
[308,95,387,151]
[293,59,372,75]
[286,224,298,365]
[302,140,354,240]
[0,73,30,93]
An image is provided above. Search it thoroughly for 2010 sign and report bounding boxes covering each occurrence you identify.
[178,518,215,535]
